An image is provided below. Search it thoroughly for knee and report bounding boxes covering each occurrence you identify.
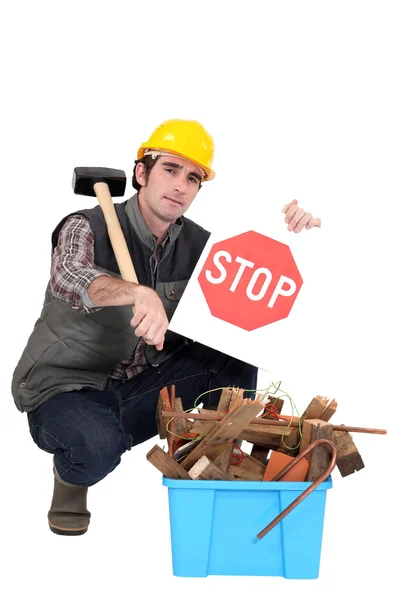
[56,429,132,486]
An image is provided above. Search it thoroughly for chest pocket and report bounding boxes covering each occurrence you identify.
[158,280,188,320]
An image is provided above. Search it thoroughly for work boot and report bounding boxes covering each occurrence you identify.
[48,464,91,536]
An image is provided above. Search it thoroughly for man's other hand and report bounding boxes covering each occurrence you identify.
[281,199,321,233]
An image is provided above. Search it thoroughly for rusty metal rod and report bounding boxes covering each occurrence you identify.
[256,439,337,540]
[161,411,387,435]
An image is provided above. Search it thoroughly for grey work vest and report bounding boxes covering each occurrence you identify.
[11,194,210,413]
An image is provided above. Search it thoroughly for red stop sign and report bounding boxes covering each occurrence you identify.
[198,231,303,331]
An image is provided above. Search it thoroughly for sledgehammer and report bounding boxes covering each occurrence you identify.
[72,167,139,284]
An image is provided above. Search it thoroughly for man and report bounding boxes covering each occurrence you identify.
[11,119,321,536]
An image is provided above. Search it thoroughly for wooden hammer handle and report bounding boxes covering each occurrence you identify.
[93,182,139,288]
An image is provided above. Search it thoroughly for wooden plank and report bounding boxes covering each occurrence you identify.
[217,387,233,412]
[229,452,265,480]
[188,420,213,435]
[251,396,285,461]
[230,390,247,451]
[180,401,263,470]
[214,443,234,472]
[190,418,288,447]
[189,416,216,437]
[230,465,264,481]
[167,388,191,456]
[229,388,244,411]
[250,446,270,463]
[196,412,243,461]
[300,418,333,456]
[240,453,267,475]
[170,384,176,410]
[146,445,191,479]
[265,396,285,414]
[167,385,176,456]
[227,388,238,410]
[188,456,235,480]
[240,423,288,447]
[332,428,365,477]
[299,419,334,481]
[155,386,171,439]
[299,419,316,457]
[320,399,338,422]
[301,395,331,419]
[278,395,333,456]
[172,397,190,436]
[201,443,230,462]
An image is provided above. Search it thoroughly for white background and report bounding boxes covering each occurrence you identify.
[1,0,398,597]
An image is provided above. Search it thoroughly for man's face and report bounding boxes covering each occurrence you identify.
[137,154,203,223]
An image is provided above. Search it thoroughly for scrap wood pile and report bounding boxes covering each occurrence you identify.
[146,385,387,483]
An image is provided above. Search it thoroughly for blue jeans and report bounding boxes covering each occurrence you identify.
[27,342,258,487]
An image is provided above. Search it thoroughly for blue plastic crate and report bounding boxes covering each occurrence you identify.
[162,476,332,578]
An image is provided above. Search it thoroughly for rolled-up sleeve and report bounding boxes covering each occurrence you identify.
[51,215,110,313]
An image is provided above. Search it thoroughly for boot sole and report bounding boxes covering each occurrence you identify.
[49,522,88,536]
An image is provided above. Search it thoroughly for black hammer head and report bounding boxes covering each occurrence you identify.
[72,167,126,197]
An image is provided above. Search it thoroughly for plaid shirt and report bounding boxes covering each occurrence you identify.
[51,214,163,380]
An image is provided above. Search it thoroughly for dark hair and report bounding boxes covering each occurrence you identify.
[132,153,203,192]
[132,155,159,191]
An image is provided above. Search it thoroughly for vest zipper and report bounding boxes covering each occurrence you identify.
[148,246,168,368]
[154,253,167,289]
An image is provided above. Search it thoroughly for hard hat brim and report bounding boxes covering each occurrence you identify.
[137,147,215,181]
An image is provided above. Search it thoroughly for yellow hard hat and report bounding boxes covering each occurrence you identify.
[137,119,215,180]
